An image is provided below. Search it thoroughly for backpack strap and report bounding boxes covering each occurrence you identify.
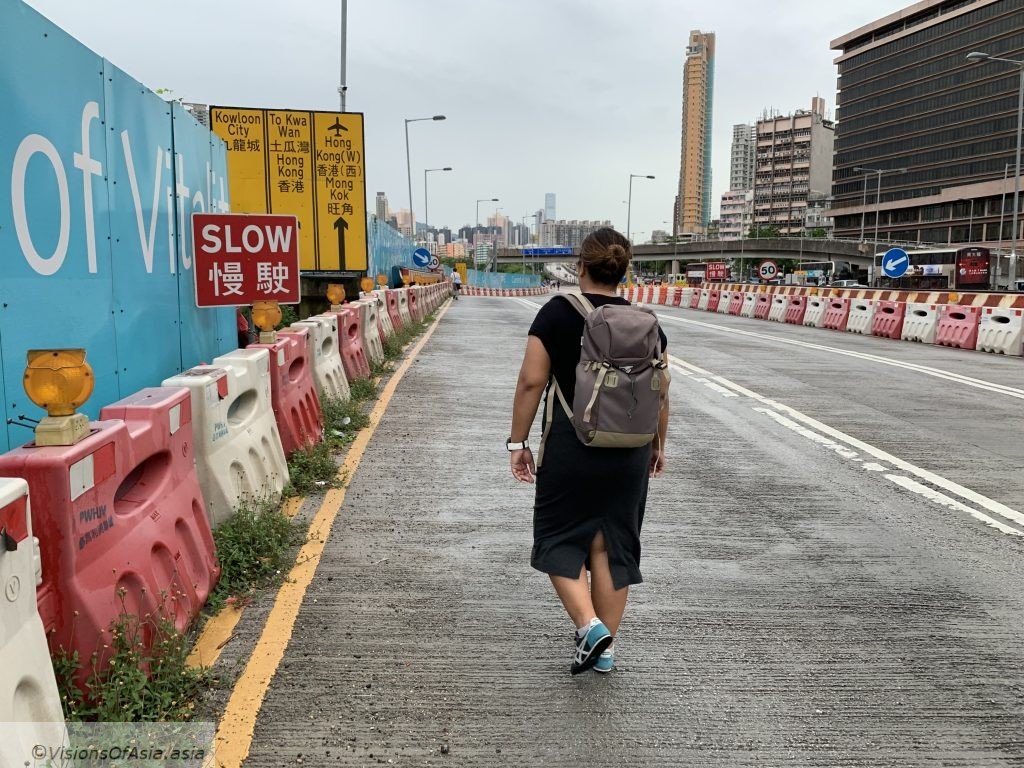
[557,290,596,318]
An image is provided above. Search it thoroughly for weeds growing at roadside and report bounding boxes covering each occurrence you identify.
[208,496,298,610]
[284,442,341,497]
[348,377,377,401]
[321,394,370,448]
[54,593,207,722]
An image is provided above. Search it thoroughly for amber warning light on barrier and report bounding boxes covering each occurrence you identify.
[193,213,301,307]
[23,349,94,446]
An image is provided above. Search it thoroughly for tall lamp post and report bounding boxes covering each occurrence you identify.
[423,167,451,230]
[404,114,446,241]
[627,174,655,279]
[853,165,907,281]
[967,51,1024,285]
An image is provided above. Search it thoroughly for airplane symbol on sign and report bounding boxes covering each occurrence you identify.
[328,119,348,136]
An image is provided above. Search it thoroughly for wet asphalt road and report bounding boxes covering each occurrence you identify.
[242,294,1024,767]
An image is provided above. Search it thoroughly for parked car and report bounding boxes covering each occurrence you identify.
[830,279,868,288]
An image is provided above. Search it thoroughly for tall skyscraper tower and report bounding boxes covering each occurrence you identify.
[544,193,556,222]
[375,191,388,221]
[729,124,756,192]
[675,30,715,236]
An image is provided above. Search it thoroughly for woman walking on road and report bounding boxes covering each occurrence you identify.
[508,227,669,674]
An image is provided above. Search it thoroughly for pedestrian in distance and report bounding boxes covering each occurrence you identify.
[508,227,670,675]
[451,270,462,300]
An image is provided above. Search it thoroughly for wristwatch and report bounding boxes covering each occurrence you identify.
[506,438,530,451]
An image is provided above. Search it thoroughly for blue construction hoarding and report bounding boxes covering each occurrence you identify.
[0,1,234,453]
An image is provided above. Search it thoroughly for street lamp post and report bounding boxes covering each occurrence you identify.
[626,173,656,242]
[403,114,446,241]
[854,166,908,282]
[423,167,451,230]
[967,51,1024,285]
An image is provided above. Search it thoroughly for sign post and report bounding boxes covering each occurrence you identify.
[758,260,779,282]
[192,213,300,307]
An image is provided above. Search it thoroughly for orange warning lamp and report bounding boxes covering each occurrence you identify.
[376,273,387,287]
[23,349,94,446]
[251,300,282,344]
[360,277,375,294]
[326,284,345,308]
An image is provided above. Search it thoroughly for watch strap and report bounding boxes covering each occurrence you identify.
[506,438,529,451]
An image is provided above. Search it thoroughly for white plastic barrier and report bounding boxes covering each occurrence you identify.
[164,349,289,527]
[679,288,695,308]
[768,295,787,322]
[0,478,68,765]
[717,290,733,314]
[697,289,711,311]
[901,303,939,344]
[740,293,757,318]
[977,307,1024,356]
[353,300,386,364]
[290,316,352,401]
[846,299,877,335]
[665,287,677,306]
[372,290,396,339]
[397,289,413,327]
[803,296,827,328]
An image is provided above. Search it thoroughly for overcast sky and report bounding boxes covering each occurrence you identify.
[28,0,907,242]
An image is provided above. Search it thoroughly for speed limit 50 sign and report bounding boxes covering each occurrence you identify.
[758,260,779,281]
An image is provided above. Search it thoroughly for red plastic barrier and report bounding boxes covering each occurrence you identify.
[935,304,981,350]
[707,290,721,312]
[689,290,701,309]
[408,289,423,322]
[784,295,807,325]
[727,292,744,315]
[326,307,372,382]
[672,290,683,307]
[753,294,772,320]
[250,331,324,456]
[656,287,668,305]
[0,387,219,690]
[871,300,906,339]
[385,290,405,331]
[822,298,851,331]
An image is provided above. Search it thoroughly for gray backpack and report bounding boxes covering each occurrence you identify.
[539,293,667,465]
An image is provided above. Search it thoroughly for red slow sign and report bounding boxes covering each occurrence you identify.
[705,262,728,281]
[193,213,301,307]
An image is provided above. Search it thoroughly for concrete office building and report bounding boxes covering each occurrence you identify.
[375,192,388,221]
[753,98,835,236]
[675,30,715,237]
[829,0,1024,251]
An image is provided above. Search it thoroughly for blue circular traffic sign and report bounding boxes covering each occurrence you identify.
[412,248,431,268]
[881,247,910,278]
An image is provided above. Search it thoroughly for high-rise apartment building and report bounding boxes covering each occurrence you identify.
[719,189,752,240]
[730,124,756,191]
[375,192,388,221]
[538,219,613,250]
[675,30,715,237]
[753,98,835,236]
[829,0,1024,254]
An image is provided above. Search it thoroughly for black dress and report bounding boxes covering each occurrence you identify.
[527,294,667,590]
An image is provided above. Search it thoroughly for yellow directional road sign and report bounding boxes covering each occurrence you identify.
[210,107,367,273]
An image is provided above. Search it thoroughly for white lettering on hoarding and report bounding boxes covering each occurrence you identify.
[72,101,102,274]
[11,133,71,276]
[121,131,163,274]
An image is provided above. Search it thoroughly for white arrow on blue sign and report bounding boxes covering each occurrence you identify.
[412,247,432,268]
[881,247,910,279]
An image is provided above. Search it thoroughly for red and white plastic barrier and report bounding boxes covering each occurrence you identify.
[935,304,981,350]
[0,388,220,690]
[163,351,289,526]
[783,295,807,325]
[325,306,372,382]
[0,479,66,761]
[740,293,757,318]
[352,300,385,365]
[250,332,324,456]
[717,290,733,314]
[977,307,1024,356]
[822,298,851,331]
[385,290,405,332]
[291,315,352,401]
[871,301,906,340]
[753,294,772,320]
[803,296,828,328]
[397,290,413,327]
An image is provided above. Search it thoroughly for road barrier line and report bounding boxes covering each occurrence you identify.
[211,302,451,768]
[657,312,1024,401]
[669,354,1024,534]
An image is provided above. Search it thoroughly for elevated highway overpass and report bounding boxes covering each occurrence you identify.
[496,238,878,269]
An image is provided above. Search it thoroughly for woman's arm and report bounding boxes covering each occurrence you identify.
[510,336,551,483]
[650,350,670,478]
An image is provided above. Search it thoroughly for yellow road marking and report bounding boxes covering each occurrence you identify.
[187,602,244,669]
[211,304,451,768]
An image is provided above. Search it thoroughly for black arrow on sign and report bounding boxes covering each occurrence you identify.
[333,216,348,270]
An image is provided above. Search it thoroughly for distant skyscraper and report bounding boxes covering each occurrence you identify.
[544,193,556,222]
[676,30,715,236]
[375,192,388,221]
[729,124,756,192]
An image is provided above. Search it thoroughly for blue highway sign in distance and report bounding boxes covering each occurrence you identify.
[881,247,910,278]
[412,248,432,268]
